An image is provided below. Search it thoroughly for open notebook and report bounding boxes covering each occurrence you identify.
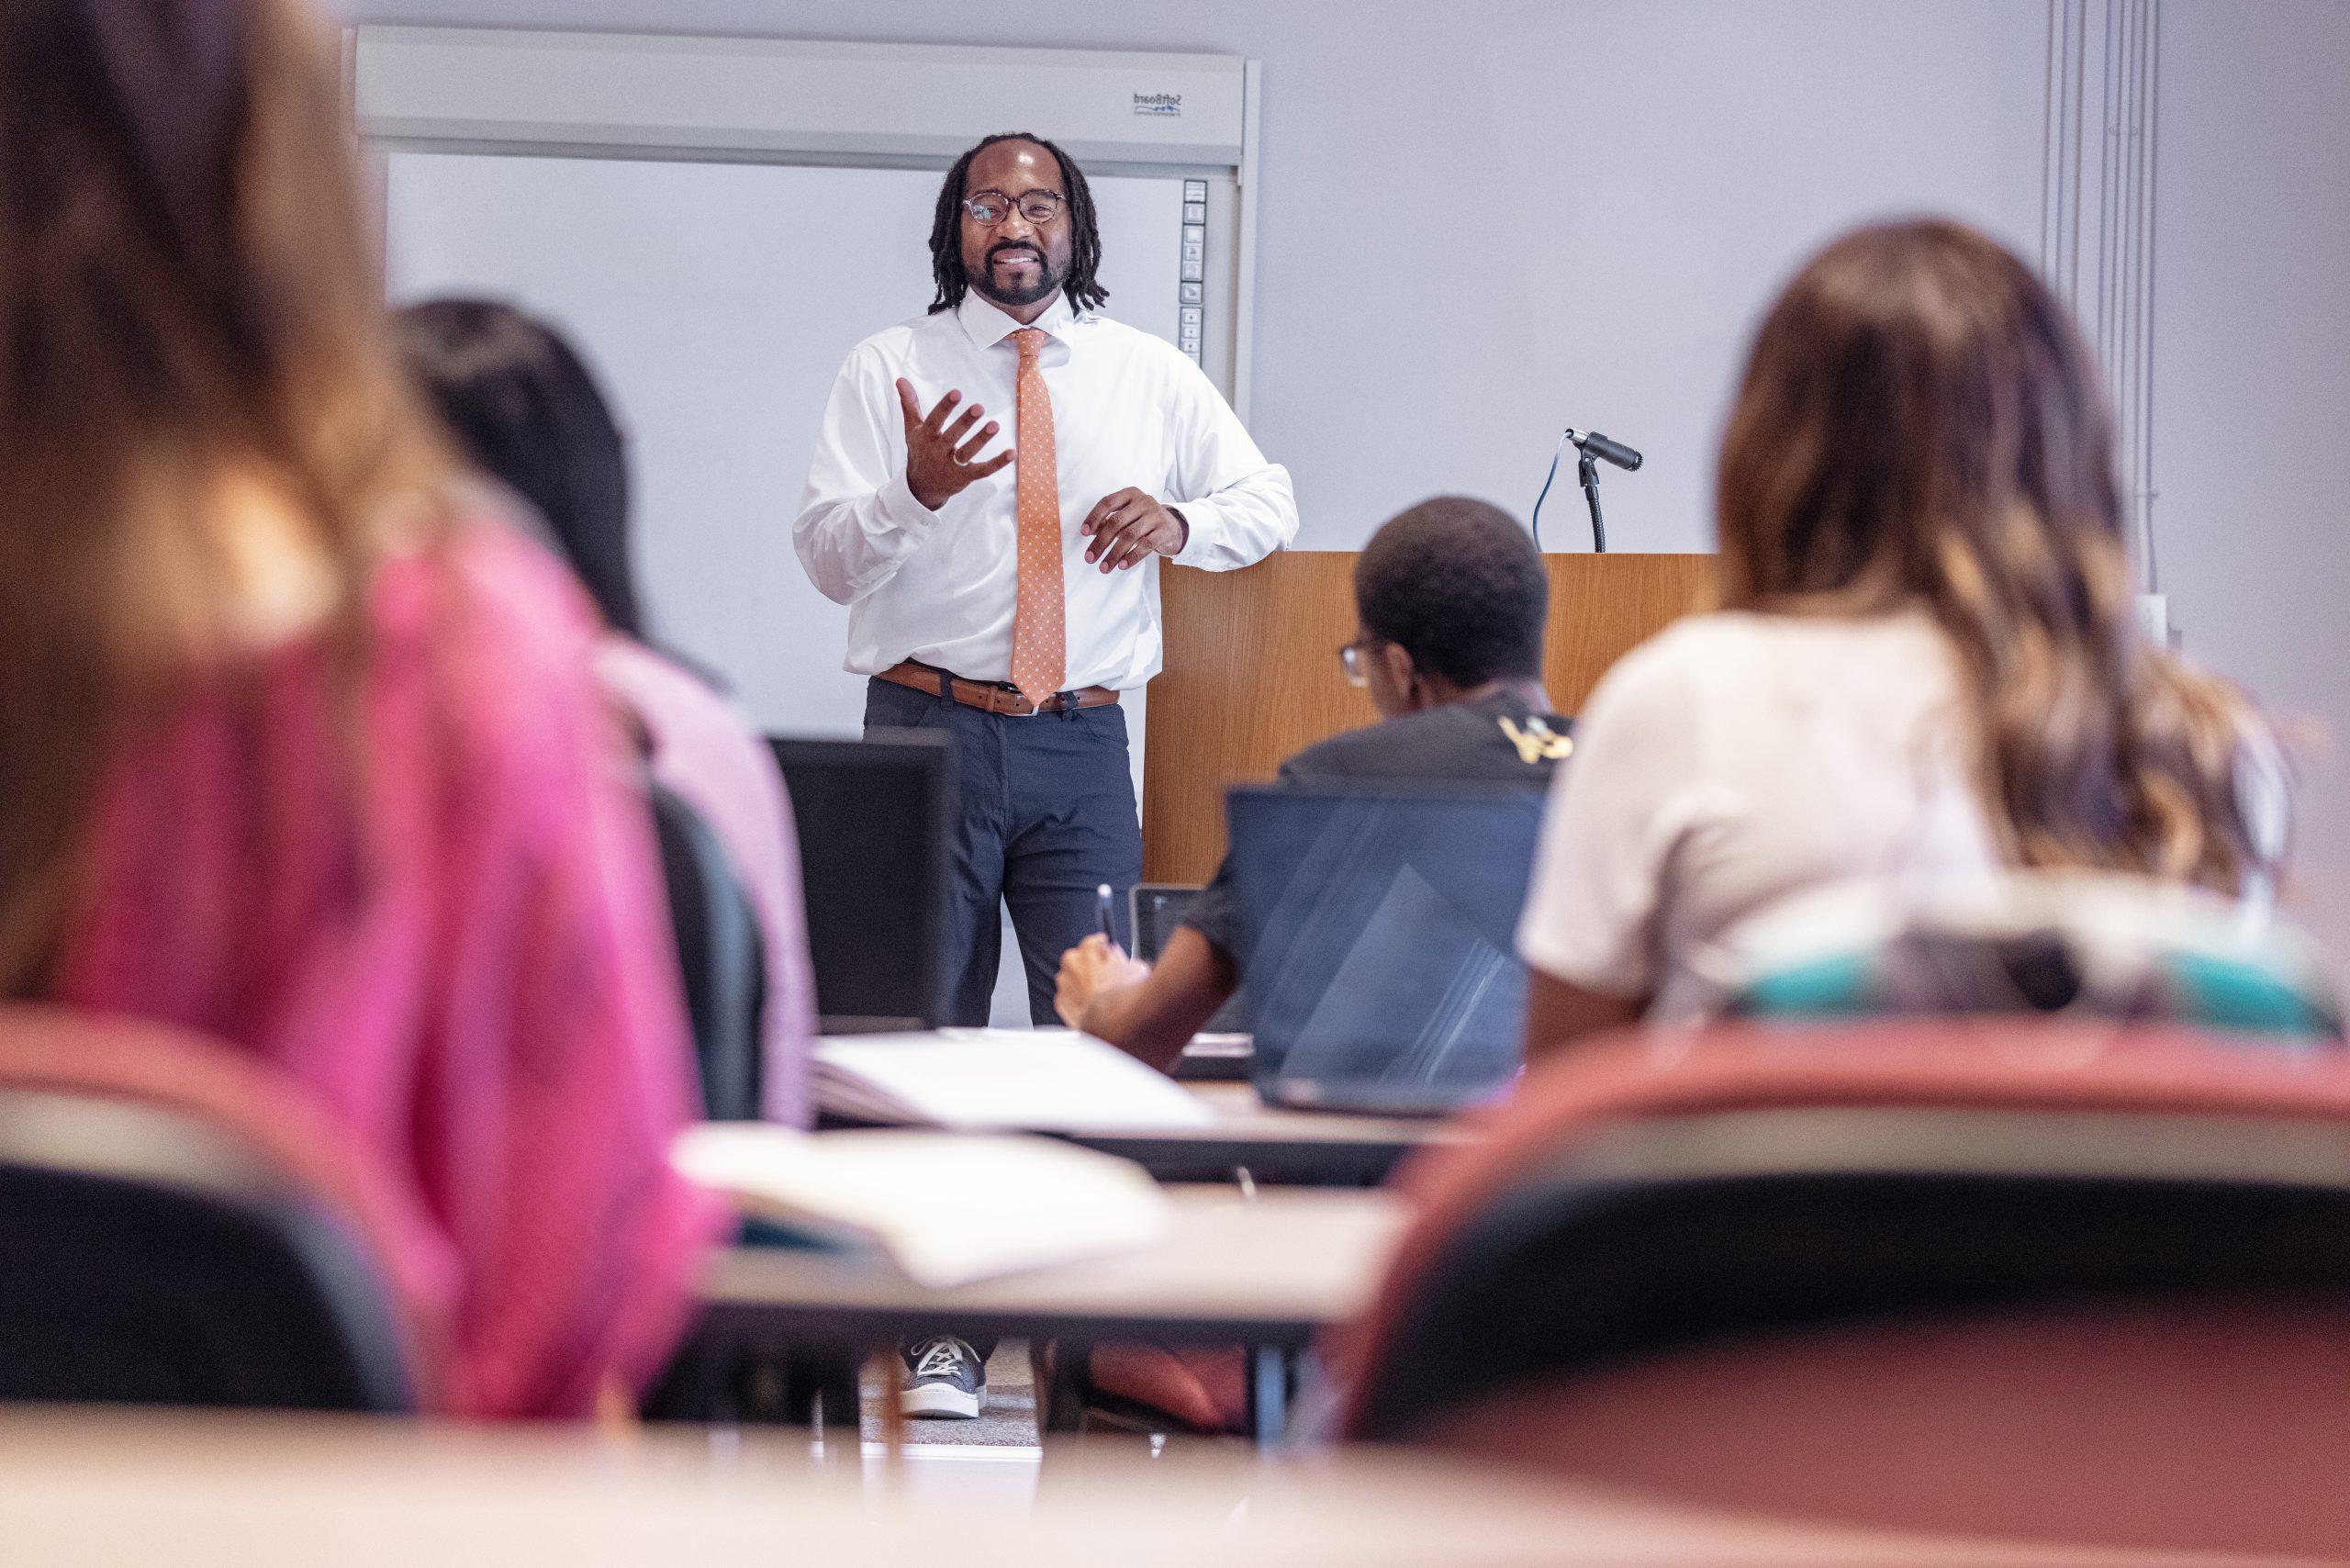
[812,1028,1219,1133]
[677,1125,1174,1287]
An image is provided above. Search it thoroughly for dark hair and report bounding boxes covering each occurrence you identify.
[1718,218,2272,890]
[927,132,1108,317]
[1355,497,1549,688]
[394,298,641,638]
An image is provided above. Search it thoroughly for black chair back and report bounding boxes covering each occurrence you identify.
[0,1087,414,1411]
[649,782,766,1120]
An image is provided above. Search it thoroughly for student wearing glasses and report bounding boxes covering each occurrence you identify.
[1056,497,1573,1069]
[796,131,1295,1419]
[1050,496,1569,1437]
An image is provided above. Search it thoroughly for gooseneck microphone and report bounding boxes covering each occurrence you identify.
[1566,429,1643,472]
[1532,425,1644,552]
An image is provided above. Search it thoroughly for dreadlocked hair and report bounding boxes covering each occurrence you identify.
[926,132,1109,317]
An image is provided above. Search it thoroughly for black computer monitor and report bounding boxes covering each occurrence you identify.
[768,731,955,1034]
[1226,783,1546,1115]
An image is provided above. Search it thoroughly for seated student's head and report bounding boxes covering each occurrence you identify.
[1717,218,2271,890]
[0,0,454,992]
[1348,497,1548,719]
[395,299,642,638]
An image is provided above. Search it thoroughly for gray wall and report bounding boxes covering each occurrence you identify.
[337,0,2350,954]
[2152,0,2350,951]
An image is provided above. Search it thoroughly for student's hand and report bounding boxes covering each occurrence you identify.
[1056,934,1153,1031]
[897,378,1012,511]
[1081,488,1187,572]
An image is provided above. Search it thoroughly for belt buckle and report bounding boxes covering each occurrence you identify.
[975,677,1063,717]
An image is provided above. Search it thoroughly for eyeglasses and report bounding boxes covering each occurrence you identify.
[1337,639,1375,687]
[963,188,1067,227]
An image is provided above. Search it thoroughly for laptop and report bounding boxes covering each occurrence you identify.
[1225,784,1546,1116]
[1129,884,1253,1080]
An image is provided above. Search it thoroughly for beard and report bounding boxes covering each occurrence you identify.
[970,242,1065,308]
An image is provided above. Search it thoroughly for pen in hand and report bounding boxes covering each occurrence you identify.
[1095,882,1118,947]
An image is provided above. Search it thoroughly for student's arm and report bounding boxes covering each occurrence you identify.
[1516,634,1709,1065]
[1524,969,1648,1066]
[1058,927,1239,1072]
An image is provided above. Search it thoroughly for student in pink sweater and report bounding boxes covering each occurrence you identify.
[396,298,819,1126]
[0,0,725,1417]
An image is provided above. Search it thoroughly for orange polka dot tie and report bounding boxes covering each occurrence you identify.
[1008,327,1066,711]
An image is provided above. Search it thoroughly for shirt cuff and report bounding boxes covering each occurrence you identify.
[1166,498,1218,566]
[877,469,944,542]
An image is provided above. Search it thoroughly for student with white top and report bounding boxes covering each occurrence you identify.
[796,130,1295,1421]
[1516,218,2284,1058]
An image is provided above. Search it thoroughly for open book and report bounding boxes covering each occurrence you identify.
[676,1125,1174,1286]
[812,1028,1219,1133]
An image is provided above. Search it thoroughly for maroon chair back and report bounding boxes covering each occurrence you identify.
[1335,1023,2350,1555]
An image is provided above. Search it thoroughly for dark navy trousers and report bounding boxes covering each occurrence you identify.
[865,677,1143,1025]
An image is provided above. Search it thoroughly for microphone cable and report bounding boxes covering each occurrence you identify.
[1529,427,1571,550]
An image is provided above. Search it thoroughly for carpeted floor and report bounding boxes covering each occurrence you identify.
[862,1341,1040,1448]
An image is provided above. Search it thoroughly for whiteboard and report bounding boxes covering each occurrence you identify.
[382,150,1188,761]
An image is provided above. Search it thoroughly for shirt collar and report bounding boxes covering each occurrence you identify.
[955,288,1078,352]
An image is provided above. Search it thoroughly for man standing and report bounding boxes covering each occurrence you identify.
[798,132,1295,1027]
[796,132,1294,1420]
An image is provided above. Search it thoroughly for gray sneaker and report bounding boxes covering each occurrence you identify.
[901,1335,985,1419]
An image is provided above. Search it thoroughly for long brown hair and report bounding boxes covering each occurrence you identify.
[1717,218,2273,891]
[0,0,456,992]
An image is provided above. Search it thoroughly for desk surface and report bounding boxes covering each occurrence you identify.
[702,1183,1404,1347]
[1055,1081,1468,1186]
[0,1410,2221,1568]
[818,1076,1468,1186]
[1187,1081,1469,1148]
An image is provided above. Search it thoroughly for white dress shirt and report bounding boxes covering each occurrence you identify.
[794,292,1297,690]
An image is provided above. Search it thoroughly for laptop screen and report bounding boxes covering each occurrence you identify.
[1129,885,1200,965]
[1226,785,1545,1111]
[1129,884,1253,1036]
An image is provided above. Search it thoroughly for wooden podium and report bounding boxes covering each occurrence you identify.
[1140,552,1715,883]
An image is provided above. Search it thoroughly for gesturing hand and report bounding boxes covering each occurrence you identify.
[896,377,1012,512]
[1080,487,1188,572]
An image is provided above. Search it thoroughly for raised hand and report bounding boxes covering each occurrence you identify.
[896,377,1013,511]
[1080,487,1188,572]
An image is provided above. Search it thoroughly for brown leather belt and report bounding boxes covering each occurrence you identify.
[875,660,1120,718]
